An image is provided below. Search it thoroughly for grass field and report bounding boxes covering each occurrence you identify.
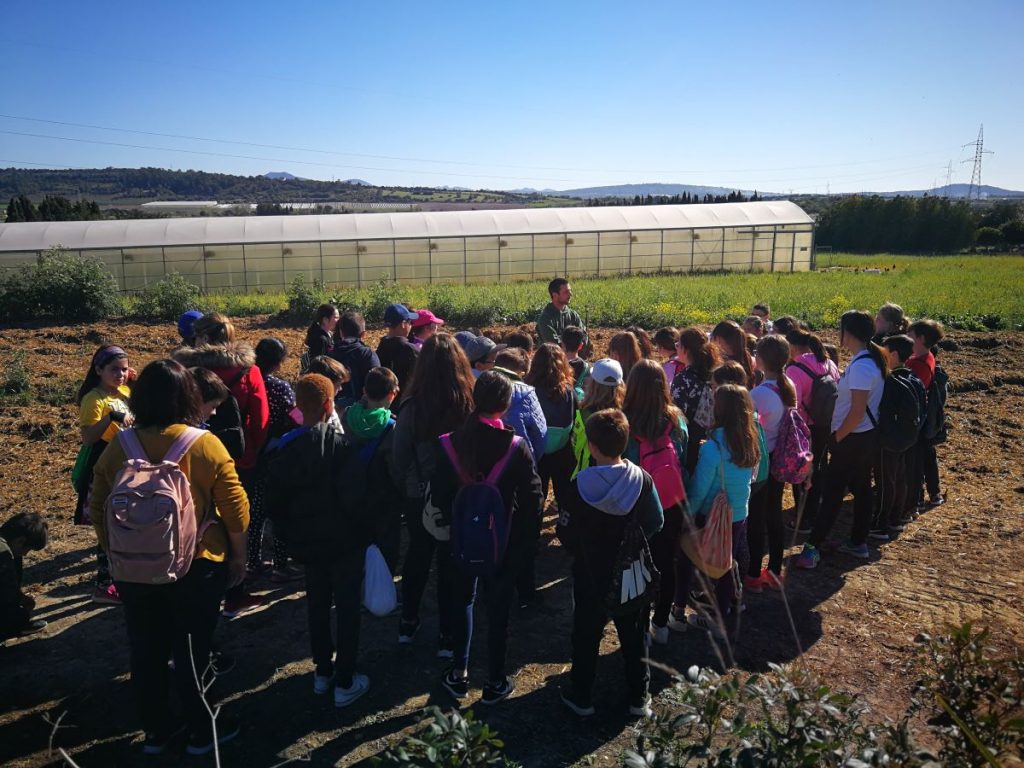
[176,253,1024,331]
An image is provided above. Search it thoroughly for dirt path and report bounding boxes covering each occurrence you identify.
[1,318,1021,767]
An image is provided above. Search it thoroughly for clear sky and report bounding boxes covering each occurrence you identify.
[1,0,1021,194]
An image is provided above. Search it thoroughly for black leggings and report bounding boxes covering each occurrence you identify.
[747,476,785,577]
[810,430,878,548]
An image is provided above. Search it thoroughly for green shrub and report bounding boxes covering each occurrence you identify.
[133,272,201,321]
[0,249,121,322]
[373,707,510,767]
[364,275,412,323]
[913,623,1024,766]
[284,273,327,321]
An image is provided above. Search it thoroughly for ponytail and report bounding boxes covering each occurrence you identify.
[755,335,797,408]
[786,328,827,364]
[866,342,889,378]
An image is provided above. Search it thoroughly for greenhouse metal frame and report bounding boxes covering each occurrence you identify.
[0,201,815,292]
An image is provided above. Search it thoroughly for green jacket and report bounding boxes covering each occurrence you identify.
[536,303,585,345]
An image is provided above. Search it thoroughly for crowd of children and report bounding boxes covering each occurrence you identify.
[1,279,953,754]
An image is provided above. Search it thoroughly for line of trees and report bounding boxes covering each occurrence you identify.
[814,195,1024,253]
[4,194,103,222]
[587,190,761,207]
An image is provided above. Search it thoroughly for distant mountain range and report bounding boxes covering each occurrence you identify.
[546,183,763,199]
[881,183,1024,199]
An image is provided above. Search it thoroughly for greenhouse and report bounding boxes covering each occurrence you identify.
[0,201,815,292]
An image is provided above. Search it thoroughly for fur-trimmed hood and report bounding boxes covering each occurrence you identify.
[171,342,256,371]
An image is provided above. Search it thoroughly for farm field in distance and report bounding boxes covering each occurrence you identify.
[159,252,1024,332]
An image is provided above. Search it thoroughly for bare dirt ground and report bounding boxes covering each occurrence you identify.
[0,317,1022,767]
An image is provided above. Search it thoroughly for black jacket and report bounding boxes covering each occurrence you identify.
[332,337,381,403]
[563,464,663,595]
[376,336,419,396]
[428,421,543,574]
[264,423,367,562]
[305,325,334,362]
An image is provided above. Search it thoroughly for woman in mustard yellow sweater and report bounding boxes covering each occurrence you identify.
[90,359,249,757]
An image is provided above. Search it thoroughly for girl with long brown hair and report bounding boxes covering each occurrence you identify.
[670,327,721,471]
[608,332,642,381]
[525,343,578,509]
[673,384,760,640]
[710,320,754,388]
[392,333,476,655]
[622,360,688,644]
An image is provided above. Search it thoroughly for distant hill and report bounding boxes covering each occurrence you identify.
[0,167,578,207]
[556,183,765,199]
[882,183,1024,199]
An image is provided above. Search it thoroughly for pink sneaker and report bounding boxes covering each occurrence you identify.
[743,574,764,594]
[222,593,266,618]
[92,583,121,605]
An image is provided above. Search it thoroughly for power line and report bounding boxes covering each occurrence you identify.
[962,124,994,200]
[0,112,962,178]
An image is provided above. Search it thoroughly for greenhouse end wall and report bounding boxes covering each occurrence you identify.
[1,224,814,293]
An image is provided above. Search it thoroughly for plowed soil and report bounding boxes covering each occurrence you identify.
[1,317,1022,767]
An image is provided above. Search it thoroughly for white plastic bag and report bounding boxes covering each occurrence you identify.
[362,545,397,617]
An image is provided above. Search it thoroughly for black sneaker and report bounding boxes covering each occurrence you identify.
[868,528,890,542]
[142,723,186,755]
[480,676,515,705]
[560,686,595,716]
[441,669,469,700]
[928,494,945,508]
[889,522,906,534]
[398,618,420,644]
[210,651,235,676]
[185,716,240,756]
[18,619,47,636]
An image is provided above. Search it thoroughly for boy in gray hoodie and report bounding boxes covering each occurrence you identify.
[560,409,663,718]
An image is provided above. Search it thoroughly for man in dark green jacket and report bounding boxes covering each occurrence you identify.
[537,277,585,345]
[0,512,48,642]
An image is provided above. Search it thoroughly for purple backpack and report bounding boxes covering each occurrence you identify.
[766,383,814,485]
[440,433,523,576]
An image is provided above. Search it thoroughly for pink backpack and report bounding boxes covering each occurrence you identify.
[766,383,813,485]
[105,427,207,584]
[636,421,686,509]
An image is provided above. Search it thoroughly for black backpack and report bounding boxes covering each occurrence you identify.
[868,369,925,453]
[788,361,838,430]
[207,369,246,461]
[337,420,396,529]
[604,508,660,618]
[922,363,949,445]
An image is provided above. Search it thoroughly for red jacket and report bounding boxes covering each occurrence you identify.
[172,342,270,470]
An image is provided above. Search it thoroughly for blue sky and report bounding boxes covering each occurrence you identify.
[1,0,1021,193]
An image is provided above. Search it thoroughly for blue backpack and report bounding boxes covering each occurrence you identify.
[439,432,523,577]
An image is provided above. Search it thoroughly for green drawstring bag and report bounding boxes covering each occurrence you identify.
[71,444,93,493]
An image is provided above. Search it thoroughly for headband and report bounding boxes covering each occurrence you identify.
[92,346,127,369]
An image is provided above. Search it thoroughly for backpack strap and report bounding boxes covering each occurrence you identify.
[439,433,473,485]
[117,428,148,462]
[788,360,817,380]
[164,427,207,464]
[486,435,523,485]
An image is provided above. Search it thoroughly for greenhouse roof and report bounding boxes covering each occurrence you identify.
[0,201,812,253]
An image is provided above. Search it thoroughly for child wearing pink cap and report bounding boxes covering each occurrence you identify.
[408,309,445,348]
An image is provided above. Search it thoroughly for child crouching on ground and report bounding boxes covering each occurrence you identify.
[561,408,664,718]
[0,512,49,642]
[265,374,370,708]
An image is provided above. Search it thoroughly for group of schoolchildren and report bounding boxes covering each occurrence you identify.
[0,278,951,755]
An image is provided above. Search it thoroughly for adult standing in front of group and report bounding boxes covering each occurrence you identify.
[537,278,585,346]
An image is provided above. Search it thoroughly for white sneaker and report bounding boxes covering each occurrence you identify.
[629,695,654,718]
[334,674,370,707]
[313,673,331,695]
[649,622,669,645]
